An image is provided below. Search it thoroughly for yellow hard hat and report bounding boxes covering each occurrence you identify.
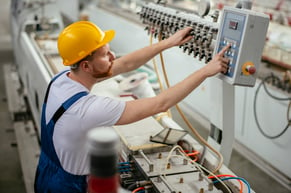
[58,21,115,66]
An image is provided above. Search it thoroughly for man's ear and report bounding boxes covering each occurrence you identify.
[80,60,91,72]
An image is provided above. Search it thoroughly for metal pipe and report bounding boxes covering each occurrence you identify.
[138,149,154,172]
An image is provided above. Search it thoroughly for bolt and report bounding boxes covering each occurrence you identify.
[179,177,184,183]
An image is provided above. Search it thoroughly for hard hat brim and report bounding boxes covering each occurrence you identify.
[97,29,115,50]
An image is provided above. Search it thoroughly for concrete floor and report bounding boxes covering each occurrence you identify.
[0,1,290,193]
[0,53,26,192]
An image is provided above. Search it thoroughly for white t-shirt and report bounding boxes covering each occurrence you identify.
[45,70,126,175]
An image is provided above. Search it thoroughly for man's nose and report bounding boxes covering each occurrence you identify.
[109,51,116,61]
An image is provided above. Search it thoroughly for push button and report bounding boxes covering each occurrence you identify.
[242,62,256,75]
[246,65,256,74]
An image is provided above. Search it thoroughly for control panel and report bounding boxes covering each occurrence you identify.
[214,6,269,86]
[139,2,219,63]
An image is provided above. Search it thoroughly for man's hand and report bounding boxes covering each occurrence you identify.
[202,45,231,77]
[163,27,193,48]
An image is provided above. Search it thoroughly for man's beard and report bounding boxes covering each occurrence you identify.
[92,64,113,79]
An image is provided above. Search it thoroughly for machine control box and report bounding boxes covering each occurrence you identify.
[214,6,269,87]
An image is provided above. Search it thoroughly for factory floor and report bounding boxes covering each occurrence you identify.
[0,52,26,193]
[0,1,290,193]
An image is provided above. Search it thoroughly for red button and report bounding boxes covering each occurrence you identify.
[246,65,256,74]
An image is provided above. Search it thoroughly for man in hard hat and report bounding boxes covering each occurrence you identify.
[34,21,230,193]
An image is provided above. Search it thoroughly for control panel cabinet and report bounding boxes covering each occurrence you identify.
[214,6,269,87]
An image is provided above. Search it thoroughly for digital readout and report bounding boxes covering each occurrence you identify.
[229,20,238,30]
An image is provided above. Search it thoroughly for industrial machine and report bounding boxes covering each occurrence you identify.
[8,0,291,193]
[91,1,291,191]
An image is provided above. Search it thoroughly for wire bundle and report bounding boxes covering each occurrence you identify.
[164,145,251,193]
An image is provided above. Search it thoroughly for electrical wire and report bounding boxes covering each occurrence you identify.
[118,162,131,165]
[209,174,243,193]
[212,177,251,193]
[154,32,224,174]
[254,74,291,139]
[178,139,193,152]
[186,151,199,162]
[118,165,131,169]
[132,186,145,193]
[128,183,138,191]
[164,145,232,193]
[174,104,224,173]
[179,141,202,162]
[261,75,291,101]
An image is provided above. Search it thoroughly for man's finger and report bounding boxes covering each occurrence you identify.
[222,57,230,64]
[218,44,231,56]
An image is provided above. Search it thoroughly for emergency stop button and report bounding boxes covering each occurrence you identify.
[242,62,256,76]
[246,65,256,74]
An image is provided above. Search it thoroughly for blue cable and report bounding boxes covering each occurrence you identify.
[213,177,251,193]
[118,165,131,169]
[118,169,132,173]
[118,162,131,165]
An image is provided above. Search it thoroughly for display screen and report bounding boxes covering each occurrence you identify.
[229,20,238,30]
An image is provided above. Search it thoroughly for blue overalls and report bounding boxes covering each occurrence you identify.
[34,70,88,193]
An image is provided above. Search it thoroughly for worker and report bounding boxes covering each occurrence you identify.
[34,21,230,193]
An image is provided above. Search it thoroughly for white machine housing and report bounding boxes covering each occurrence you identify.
[214,6,269,87]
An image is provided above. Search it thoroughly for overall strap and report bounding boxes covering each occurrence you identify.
[48,91,88,128]
[41,70,69,146]
[42,91,88,167]
[44,70,69,104]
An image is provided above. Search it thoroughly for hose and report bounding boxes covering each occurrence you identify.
[253,74,291,139]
